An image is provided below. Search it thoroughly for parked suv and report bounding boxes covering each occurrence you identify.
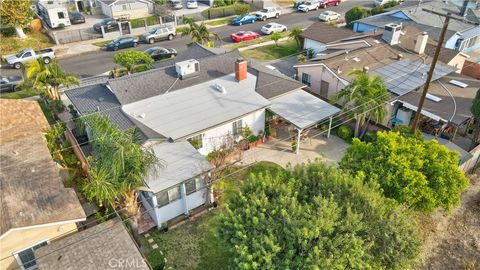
[298,1,320,12]
[93,18,119,33]
[254,7,281,21]
[141,25,176,44]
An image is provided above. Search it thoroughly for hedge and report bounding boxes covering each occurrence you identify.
[130,16,160,29]
[201,3,250,19]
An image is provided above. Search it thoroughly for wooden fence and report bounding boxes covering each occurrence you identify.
[64,128,90,174]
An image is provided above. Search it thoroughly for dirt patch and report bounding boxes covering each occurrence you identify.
[418,173,480,270]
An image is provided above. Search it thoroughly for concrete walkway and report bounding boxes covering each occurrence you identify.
[240,128,349,168]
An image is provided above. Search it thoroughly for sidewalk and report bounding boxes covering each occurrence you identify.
[54,38,102,59]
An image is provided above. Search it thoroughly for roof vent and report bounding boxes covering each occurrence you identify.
[352,57,360,62]
[139,113,146,119]
[449,80,468,88]
[397,53,404,60]
[213,83,226,94]
[363,66,370,73]
[98,97,104,102]
[175,59,200,80]
[336,66,342,74]
[426,93,442,102]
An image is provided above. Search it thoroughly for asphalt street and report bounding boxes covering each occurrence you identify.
[1,0,371,78]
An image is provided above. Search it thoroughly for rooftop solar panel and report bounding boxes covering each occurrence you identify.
[371,59,452,96]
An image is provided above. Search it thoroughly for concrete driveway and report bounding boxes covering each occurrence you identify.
[240,128,350,168]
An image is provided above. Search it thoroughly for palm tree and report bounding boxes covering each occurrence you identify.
[289,27,303,48]
[179,17,220,46]
[83,114,159,248]
[26,58,79,100]
[333,69,388,138]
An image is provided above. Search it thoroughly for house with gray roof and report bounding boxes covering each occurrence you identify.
[35,218,149,270]
[352,0,480,53]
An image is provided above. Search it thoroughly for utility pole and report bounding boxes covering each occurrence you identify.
[411,11,451,133]
[411,7,479,132]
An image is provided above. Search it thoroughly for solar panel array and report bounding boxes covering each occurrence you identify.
[371,59,452,96]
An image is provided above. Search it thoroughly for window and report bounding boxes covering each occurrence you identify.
[232,119,243,136]
[22,52,32,58]
[122,4,127,10]
[302,73,312,87]
[185,179,196,195]
[155,185,181,207]
[156,190,169,207]
[16,241,48,269]
[167,186,181,202]
[195,177,206,190]
[188,134,204,149]
[57,12,65,19]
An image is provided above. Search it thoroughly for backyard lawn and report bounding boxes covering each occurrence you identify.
[141,162,284,270]
[0,31,53,55]
[240,39,300,61]
[0,88,38,99]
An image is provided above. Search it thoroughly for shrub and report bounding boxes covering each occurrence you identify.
[383,0,400,8]
[363,131,377,142]
[233,3,250,15]
[133,64,149,73]
[345,7,370,27]
[371,5,384,15]
[206,150,224,162]
[0,27,16,37]
[337,125,353,140]
[247,134,258,143]
[297,54,306,62]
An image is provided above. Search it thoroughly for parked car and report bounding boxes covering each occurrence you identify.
[261,22,287,35]
[0,76,23,93]
[144,47,177,61]
[297,1,320,12]
[186,0,198,8]
[318,10,340,21]
[319,0,341,8]
[105,36,139,51]
[141,25,176,44]
[230,31,260,42]
[93,18,119,33]
[5,48,55,69]
[170,0,183,9]
[231,14,257,26]
[69,11,85,24]
[254,7,281,21]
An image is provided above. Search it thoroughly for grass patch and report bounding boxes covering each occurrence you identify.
[145,249,165,270]
[0,88,38,99]
[205,17,233,26]
[92,39,113,47]
[0,31,53,56]
[240,39,300,61]
[142,162,284,270]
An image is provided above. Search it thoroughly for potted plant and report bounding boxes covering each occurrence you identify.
[161,222,168,233]
[291,138,297,152]
[247,134,258,148]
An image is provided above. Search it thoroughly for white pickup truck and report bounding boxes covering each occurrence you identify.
[4,48,55,69]
[254,7,282,21]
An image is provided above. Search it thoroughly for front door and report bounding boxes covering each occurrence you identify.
[320,80,329,99]
[77,1,84,12]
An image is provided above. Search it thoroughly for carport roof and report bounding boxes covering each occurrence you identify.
[269,90,341,130]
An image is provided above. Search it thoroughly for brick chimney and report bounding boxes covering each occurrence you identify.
[235,58,247,82]
[414,32,428,55]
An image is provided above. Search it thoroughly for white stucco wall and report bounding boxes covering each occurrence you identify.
[101,2,112,17]
[112,1,149,19]
[189,109,266,156]
[303,38,327,54]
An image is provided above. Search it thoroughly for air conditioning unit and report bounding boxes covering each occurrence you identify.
[382,23,402,45]
[175,59,200,79]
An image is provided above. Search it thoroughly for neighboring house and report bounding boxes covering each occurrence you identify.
[99,0,153,19]
[34,218,149,270]
[301,22,367,54]
[352,0,480,53]
[0,99,85,270]
[140,142,214,227]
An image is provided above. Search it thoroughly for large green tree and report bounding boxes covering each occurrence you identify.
[340,130,469,212]
[288,27,303,48]
[26,58,80,100]
[113,50,153,74]
[0,0,34,39]
[82,115,159,248]
[345,6,370,28]
[179,17,220,46]
[469,89,480,150]
[333,69,388,138]
[219,162,420,269]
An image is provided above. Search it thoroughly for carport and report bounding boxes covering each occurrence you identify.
[268,90,341,154]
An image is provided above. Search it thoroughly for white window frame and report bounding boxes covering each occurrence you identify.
[14,239,49,270]
[188,133,204,149]
[232,119,243,136]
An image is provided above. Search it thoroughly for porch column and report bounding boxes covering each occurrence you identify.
[327,116,333,138]
[118,22,123,36]
[296,129,302,155]
[180,183,188,215]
